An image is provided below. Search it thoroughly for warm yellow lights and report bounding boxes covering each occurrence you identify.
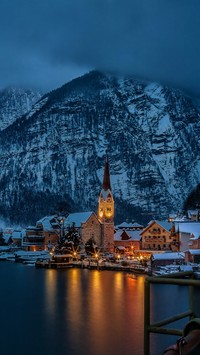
[105,212,112,217]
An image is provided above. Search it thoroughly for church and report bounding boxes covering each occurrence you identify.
[24,152,114,252]
[64,152,115,252]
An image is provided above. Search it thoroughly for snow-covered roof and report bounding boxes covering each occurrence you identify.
[114,230,141,241]
[188,210,199,217]
[12,230,22,239]
[116,222,132,228]
[152,252,184,260]
[0,246,10,251]
[174,222,200,239]
[114,230,123,241]
[142,220,172,233]
[2,234,12,243]
[188,249,200,255]
[116,222,143,229]
[155,220,172,231]
[36,215,57,230]
[64,212,94,228]
[126,230,142,240]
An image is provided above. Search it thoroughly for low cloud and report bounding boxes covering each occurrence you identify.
[0,0,200,96]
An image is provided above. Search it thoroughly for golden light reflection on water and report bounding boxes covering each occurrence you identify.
[43,268,146,354]
[44,269,57,315]
[67,268,82,335]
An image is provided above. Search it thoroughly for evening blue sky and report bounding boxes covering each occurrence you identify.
[0,0,200,97]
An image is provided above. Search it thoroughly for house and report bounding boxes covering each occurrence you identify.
[36,215,60,246]
[187,210,200,221]
[2,228,13,245]
[151,252,185,268]
[185,249,200,263]
[25,215,61,251]
[114,229,141,253]
[173,221,200,252]
[11,230,24,247]
[141,220,175,251]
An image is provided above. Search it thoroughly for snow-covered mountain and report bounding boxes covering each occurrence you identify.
[0,70,199,225]
[0,87,42,130]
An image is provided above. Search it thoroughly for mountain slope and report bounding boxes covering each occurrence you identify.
[0,71,199,225]
[0,87,42,131]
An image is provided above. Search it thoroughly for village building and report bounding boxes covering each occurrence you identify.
[97,152,114,251]
[24,152,114,253]
[173,221,200,252]
[12,230,24,247]
[64,153,115,252]
[187,210,200,221]
[185,249,200,263]
[2,228,13,245]
[25,215,61,251]
[151,252,185,268]
[141,220,176,251]
[115,222,144,231]
[114,229,141,253]
[64,211,102,248]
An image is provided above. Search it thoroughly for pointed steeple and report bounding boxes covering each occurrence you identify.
[102,150,111,191]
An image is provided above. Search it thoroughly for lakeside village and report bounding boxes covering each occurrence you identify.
[0,154,200,278]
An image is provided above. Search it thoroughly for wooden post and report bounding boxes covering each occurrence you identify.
[144,278,150,355]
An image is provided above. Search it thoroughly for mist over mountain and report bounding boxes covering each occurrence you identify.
[0,70,199,226]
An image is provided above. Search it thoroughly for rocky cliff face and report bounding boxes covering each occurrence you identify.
[0,71,199,225]
[0,87,42,130]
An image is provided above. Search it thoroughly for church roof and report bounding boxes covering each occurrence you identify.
[102,152,111,191]
[64,212,94,228]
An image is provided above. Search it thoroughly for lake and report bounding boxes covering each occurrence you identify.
[0,262,199,355]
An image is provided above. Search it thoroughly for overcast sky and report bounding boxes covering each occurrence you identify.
[1,0,200,97]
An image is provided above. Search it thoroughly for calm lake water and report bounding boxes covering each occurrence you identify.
[0,262,199,355]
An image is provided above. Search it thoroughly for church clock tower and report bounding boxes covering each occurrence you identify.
[98,151,114,251]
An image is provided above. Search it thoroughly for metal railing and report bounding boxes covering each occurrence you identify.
[144,271,200,355]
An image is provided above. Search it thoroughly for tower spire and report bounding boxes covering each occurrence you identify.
[102,149,111,191]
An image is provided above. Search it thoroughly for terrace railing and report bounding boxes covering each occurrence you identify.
[144,272,200,355]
